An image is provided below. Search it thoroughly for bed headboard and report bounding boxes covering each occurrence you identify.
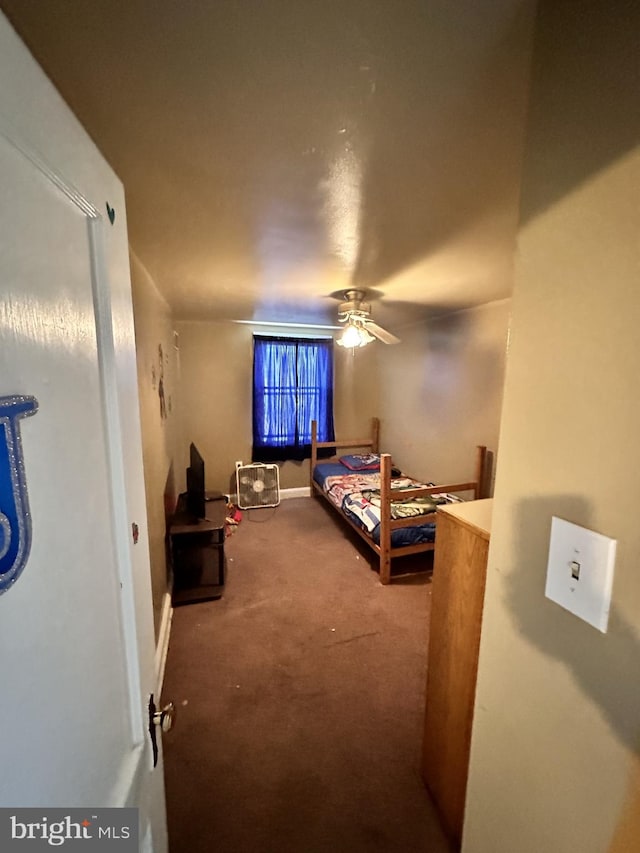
[310,417,380,483]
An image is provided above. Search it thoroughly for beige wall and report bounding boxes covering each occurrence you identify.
[333,336,380,441]
[463,4,640,852]
[175,321,379,494]
[130,253,180,639]
[378,300,510,491]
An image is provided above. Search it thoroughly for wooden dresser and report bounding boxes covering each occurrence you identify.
[421,498,492,848]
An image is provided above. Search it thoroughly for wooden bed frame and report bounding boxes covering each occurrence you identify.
[310,418,487,585]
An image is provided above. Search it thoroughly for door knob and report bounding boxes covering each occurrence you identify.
[153,701,176,733]
[148,694,176,767]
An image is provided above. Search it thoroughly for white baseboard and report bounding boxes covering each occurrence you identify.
[154,590,173,699]
[279,487,311,500]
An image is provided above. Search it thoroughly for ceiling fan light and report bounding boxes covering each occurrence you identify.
[337,323,362,348]
[337,321,373,349]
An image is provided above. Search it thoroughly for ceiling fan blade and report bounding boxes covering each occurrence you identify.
[364,321,401,345]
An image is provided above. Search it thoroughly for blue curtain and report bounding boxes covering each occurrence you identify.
[252,336,335,461]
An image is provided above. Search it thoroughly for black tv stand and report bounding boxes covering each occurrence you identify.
[169,493,226,605]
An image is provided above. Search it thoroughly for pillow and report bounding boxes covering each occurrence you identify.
[339,453,381,471]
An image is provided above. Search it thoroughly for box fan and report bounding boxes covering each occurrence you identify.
[235,462,280,509]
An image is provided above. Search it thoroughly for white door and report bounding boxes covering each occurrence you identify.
[0,15,167,852]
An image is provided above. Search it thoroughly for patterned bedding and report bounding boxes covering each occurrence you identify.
[313,461,460,546]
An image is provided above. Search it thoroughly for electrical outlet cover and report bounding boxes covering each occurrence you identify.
[545,517,616,633]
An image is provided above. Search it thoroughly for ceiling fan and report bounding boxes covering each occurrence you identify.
[335,289,400,347]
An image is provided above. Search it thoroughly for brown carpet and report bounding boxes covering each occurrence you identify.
[162,497,452,853]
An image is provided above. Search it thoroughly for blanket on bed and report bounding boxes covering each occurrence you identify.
[322,470,452,530]
[313,460,463,545]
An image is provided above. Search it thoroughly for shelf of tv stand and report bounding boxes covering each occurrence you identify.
[169,494,226,606]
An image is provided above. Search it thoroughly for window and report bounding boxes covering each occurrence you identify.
[252,336,335,462]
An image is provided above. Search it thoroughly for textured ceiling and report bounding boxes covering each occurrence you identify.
[2,0,535,330]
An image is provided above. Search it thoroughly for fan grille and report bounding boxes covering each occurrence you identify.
[235,463,280,509]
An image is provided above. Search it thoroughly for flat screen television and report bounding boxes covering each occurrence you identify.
[186,442,206,520]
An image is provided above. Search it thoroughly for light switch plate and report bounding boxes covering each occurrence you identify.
[545,517,616,633]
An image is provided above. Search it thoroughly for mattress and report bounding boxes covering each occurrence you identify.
[313,460,456,547]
